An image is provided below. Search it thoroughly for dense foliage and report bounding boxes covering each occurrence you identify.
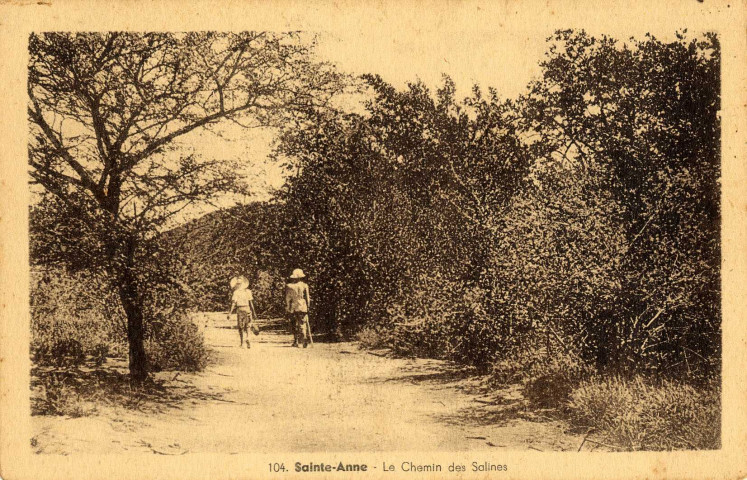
[31,268,121,366]
[271,30,720,384]
[30,266,208,372]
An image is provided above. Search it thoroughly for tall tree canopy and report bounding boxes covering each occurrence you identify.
[515,30,720,374]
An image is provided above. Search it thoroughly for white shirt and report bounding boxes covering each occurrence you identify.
[285,282,309,313]
[232,288,253,307]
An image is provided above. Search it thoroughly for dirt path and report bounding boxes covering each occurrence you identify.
[32,314,584,454]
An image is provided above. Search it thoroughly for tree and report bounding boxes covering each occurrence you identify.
[28,32,344,381]
[272,75,531,342]
[517,30,720,376]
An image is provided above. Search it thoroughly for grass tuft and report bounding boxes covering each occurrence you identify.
[567,375,720,450]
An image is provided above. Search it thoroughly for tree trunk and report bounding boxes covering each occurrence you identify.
[116,236,149,382]
[120,273,148,382]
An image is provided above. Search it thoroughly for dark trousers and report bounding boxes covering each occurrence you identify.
[288,312,309,345]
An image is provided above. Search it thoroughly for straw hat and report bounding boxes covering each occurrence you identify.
[289,268,306,279]
[230,275,249,290]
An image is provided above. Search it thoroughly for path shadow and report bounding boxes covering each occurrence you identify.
[366,356,544,430]
[432,401,526,428]
[31,362,231,417]
[370,361,478,388]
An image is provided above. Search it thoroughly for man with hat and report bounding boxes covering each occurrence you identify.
[285,268,311,348]
[228,275,258,348]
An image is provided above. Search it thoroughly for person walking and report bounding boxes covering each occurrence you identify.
[229,275,258,348]
[285,269,311,348]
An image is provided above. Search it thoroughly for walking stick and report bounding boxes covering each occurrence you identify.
[306,317,314,347]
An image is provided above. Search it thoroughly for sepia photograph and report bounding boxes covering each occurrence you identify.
[1,1,746,479]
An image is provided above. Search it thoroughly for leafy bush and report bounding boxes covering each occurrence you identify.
[389,316,453,359]
[448,286,516,372]
[251,269,286,316]
[490,344,540,385]
[31,268,123,367]
[145,312,210,372]
[567,376,720,450]
[271,30,720,386]
[489,334,595,408]
[383,275,464,360]
[356,325,390,350]
[522,351,595,409]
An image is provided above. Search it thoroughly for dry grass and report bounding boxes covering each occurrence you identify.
[567,375,720,450]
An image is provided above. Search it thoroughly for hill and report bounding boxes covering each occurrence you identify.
[160,202,287,315]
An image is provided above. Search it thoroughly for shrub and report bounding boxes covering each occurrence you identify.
[251,269,286,316]
[567,376,721,450]
[522,351,595,409]
[448,286,507,372]
[32,267,210,373]
[31,268,123,366]
[389,317,454,359]
[488,328,595,409]
[268,32,721,385]
[145,312,210,372]
[490,345,539,385]
[385,288,458,359]
[356,325,390,350]
[490,337,559,385]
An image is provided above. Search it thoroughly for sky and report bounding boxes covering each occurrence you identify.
[315,27,548,101]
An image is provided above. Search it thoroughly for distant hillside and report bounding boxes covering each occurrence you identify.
[161,202,287,314]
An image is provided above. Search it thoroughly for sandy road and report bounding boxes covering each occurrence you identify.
[32,313,583,454]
